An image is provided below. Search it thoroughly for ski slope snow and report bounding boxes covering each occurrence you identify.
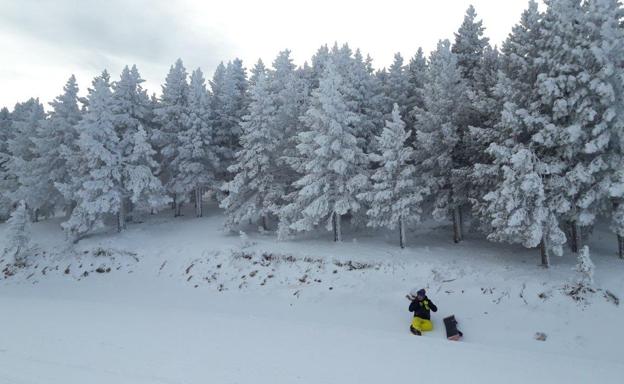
[0,205,622,383]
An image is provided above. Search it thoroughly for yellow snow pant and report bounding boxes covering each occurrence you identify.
[411,317,433,332]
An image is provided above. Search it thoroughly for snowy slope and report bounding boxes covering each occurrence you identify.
[0,204,623,383]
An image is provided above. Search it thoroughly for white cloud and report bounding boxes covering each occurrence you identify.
[0,0,539,109]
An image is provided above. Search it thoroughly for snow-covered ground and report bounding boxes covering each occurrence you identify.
[1,204,623,383]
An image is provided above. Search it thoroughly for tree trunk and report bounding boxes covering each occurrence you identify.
[570,221,581,253]
[452,207,462,243]
[399,216,406,249]
[540,237,550,268]
[126,198,133,223]
[459,205,464,239]
[618,234,624,259]
[33,209,39,223]
[195,187,203,217]
[333,212,342,242]
[172,194,177,211]
[175,201,182,217]
[117,200,126,233]
[262,215,268,231]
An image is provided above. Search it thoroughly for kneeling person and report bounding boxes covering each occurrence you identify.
[409,289,437,336]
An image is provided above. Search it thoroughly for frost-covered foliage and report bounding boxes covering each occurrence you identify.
[60,70,168,241]
[280,59,368,241]
[575,246,595,285]
[483,147,547,248]
[405,48,427,131]
[5,0,624,261]
[221,62,279,230]
[155,60,216,215]
[2,201,32,266]
[111,66,169,223]
[223,52,308,231]
[382,53,411,119]
[33,75,83,217]
[360,104,427,248]
[450,6,504,229]
[0,107,14,220]
[59,71,120,239]
[5,99,46,219]
[186,68,220,215]
[210,59,249,171]
[413,40,470,226]
[154,59,190,212]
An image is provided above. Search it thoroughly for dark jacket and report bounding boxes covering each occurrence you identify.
[409,296,437,320]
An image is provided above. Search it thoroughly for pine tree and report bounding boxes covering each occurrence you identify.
[413,40,471,243]
[406,48,427,131]
[474,1,543,234]
[452,5,490,86]
[360,104,427,248]
[2,200,32,267]
[32,75,83,218]
[154,59,192,216]
[383,53,411,119]
[482,146,549,250]
[280,60,368,241]
[59,71,121,240]
[477,0,569,266]
[187,68,219,217]
[111,65,167,227]
[211,59,249,173]
[270,51,311,198]
[584,0,624,258]
[6,98,46,220]
[0,107,13,220]
[221,62,279,230]
[528,0,617,257]
[452,6,502,234]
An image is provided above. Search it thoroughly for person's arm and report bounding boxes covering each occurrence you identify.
[428,300,438,312]
[409,300,417,313]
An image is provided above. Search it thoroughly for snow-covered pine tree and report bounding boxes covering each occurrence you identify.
[452,5,502,234]
[210,59,249,175]
[32,75,83,218]
[406,48,427,132]
[474,1,540,229]
[360,104,427,248]
[248,59,267,89]
[466,45,502,205]
[154,59,191,216]
[529,0,619,256]
[280,59,368,241]
[2,200,32,267]
[186,68,219,217]
[478,0,566,266]
[268,51,310,213]
[347,49,385,157]
[6,98,45,220]
[413,40,470,243]
[221,62,279,230]
[125,124,171,216]
[112,65,168,228]
[583,0,624,258]
[452,5,491,90]
[383,53,411,120]
[482,145,548,252]
[59,71,120,240]
[0,107,13,220]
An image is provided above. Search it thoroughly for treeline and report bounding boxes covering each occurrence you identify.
[1,0,624,267]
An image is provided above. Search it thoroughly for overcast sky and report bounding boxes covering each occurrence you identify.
[0,0,541,109]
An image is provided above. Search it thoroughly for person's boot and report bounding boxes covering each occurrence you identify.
[410,326,422,336]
